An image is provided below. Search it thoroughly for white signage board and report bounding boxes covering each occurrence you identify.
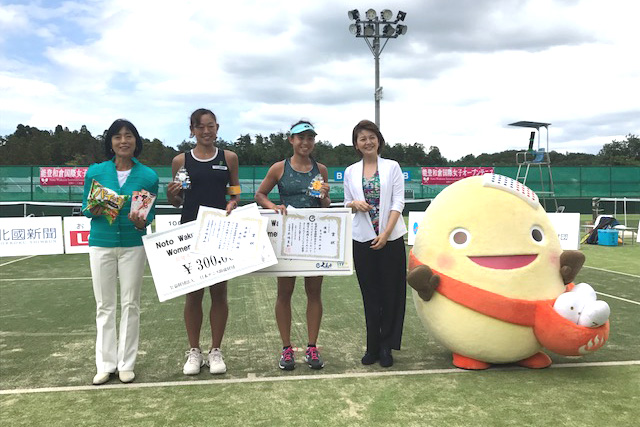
[407,211,425,246]
[154,214,182,233]
[63,216,91,254]
[547,212,581,250]
[408,211,580,250]
[255,208,353,276]
[143,204,276,302]
[0,216,64,256]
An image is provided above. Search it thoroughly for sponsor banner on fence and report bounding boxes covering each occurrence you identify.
[421,167,494,185]
[0,216,64,256]
[40,167,88,186]
[63,216,91,254]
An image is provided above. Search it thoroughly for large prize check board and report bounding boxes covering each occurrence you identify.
[143,207,352,301]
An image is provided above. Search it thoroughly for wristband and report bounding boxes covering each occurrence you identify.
[135,224,146,232]
[227,185,242,196]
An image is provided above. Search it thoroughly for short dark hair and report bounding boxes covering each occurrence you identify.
[104,119,143,159]
[190,108,218,128]
[352,119,385,156]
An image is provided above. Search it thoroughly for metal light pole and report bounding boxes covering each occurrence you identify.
[348,9,407,129]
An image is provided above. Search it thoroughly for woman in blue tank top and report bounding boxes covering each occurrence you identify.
[255,120,331,371]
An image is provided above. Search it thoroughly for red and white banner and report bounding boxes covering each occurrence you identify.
[40,167,88,186]
[421,167,494,185]
[63,216,91,254]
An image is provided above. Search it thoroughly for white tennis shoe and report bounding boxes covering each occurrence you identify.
[183,348,204,375]
[207,348,227,374]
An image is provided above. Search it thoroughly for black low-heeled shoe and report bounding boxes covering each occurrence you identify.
[379,348,393,367]
[361,352,379,365]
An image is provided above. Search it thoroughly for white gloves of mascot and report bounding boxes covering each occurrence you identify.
[553,283,611,328]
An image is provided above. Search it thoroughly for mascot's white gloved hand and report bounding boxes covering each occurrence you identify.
[553,292,586,324]
[571,283,610,327]
[577,300,611,327]
[553,282,610,328]
[571,282,597,301]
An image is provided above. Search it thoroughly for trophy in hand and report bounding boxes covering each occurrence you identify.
[174,166,191,190]
[307,174,324,199]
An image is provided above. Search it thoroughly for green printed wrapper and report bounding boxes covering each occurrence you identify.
[83,179,128,225]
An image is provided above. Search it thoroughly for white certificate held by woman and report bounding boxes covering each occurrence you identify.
[276,207,347,262]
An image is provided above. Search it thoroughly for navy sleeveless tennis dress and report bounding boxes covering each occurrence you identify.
[181,149,230,223]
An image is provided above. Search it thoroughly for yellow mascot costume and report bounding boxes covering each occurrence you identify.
[408,174,609,369]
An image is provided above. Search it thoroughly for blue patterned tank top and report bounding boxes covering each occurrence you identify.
[363,171,381,234]
[277,157,322,208]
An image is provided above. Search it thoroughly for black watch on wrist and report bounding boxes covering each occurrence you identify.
[135,224,146,231]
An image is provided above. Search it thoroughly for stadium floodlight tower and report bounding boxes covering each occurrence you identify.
[348,9,408,129]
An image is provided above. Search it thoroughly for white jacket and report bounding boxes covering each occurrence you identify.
[344,157,407,243]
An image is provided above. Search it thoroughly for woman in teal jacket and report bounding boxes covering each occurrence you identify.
[82,119,159,385]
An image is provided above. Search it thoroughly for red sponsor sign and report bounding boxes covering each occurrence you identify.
[69,230,90,246]
[421,167,494,185]
[40,167,88,186]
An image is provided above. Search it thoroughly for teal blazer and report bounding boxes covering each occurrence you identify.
[82,158,159,247]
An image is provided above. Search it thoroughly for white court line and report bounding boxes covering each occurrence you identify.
[596,292,640,306]
[3,275,639,307]
[583,265,640,279]
[1,360,639,396]
[581,265,640,305]
[0,255,36,267]
[0,277,91,282]
[0,276,153,282]
[0,331,93,337]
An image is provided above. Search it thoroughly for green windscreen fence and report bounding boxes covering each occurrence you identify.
[1,165,638,203]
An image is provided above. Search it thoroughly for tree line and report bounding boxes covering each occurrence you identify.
[1,124,638,167]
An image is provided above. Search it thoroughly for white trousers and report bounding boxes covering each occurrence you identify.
[89,246,146,373]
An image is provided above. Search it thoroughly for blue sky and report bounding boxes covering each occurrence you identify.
[1,0,639,161]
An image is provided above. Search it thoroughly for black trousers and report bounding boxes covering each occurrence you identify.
[353,237,407,351]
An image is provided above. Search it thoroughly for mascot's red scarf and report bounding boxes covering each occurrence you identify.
[408,251,570,327]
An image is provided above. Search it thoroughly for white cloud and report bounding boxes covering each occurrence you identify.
[0,4,28,29]
[1,0,639,161]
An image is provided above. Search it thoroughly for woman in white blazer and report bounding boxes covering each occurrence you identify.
[343,119,407,368]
